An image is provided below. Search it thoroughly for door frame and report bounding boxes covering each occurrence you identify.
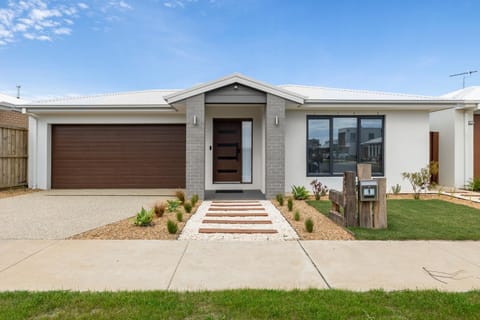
[212,118,253,185]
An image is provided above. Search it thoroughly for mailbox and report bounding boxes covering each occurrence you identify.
[359,179,378,201]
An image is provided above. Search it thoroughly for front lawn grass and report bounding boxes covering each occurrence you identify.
[307,199,480,240]
[0,290,479,320]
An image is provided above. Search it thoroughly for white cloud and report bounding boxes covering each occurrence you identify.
[36,34,50,41]
[163,0,200,9]
[77,3,88,10]
[0,1,134,46]
[108,1,132,11]
[30,8,61,20]
[53,27,71,35]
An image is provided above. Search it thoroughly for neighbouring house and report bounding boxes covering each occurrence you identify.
[430,87,480,188]
[0,93,28,128]
[18,73,460,199]
[0,93,29,188]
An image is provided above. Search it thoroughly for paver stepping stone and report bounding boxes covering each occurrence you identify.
[179,200,298,240]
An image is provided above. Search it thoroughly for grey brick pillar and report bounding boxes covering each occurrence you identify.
[265,94,286,199]
[186,94,205,200]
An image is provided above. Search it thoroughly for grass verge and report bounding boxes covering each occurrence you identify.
[307,199,480,240]
[0,290,479,320]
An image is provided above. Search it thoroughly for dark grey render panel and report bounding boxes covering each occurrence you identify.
[205,83,267,104]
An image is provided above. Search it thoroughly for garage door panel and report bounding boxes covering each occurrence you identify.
[52,124,186,188]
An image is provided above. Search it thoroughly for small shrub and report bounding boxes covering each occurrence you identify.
[276,193,284,206]
[391,184,401,195]
[310,179,328,200]
[292,185,309,200]
[305,218,314,233]
[401,165,431,199]
[176,211,183,222]
[175,190,185,204]
[191,194,199,207]
[167,219,178,234]
[183,201,192,213]
[167,199,181,212]
[133,207,154,226]
[154,202,166,217]
[287,198,293,211]
[294,210,300,221]
[468,177,480,191]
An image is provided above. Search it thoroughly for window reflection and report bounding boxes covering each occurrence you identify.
[307,118,330,175]
[332,118,357,173]
[307,116,384,176]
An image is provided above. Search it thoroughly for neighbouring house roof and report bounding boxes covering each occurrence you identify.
[442,86,480,101]
[0,93,26,111]
[165,73,306,104]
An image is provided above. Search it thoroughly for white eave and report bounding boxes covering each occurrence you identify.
[165,73,306,105]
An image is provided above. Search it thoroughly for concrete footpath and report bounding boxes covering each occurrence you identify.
[0,240,479,292]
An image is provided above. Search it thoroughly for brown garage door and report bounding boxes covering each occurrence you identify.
[52,124,186,188]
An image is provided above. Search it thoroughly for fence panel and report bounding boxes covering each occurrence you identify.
[0,125,28,188]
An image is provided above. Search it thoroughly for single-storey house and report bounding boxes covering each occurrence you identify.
[0,93,28,128]
[430,87,480,188]
[20,74,460,199]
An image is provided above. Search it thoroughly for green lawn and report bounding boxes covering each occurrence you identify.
[307,199,480,240]
[0,290,479,320]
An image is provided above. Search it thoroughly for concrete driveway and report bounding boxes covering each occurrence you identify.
[0,189,174,240]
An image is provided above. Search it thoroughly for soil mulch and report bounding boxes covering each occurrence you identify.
[274,199,354,240]
[0,187,38,199]
[68,202,201,240]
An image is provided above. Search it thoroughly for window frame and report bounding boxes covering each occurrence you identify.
[306,115,385,177]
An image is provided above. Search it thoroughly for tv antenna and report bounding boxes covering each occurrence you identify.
[449,70,477,88]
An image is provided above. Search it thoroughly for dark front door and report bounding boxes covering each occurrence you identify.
[213,119,242,183]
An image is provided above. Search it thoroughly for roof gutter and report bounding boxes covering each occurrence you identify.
[304,99,469,104]
[22,104,177,113]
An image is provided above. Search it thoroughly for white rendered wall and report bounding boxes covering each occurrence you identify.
[204,104,265,192]
[285,110,430,193]
[28,112,186,189]
[430,108,473,188]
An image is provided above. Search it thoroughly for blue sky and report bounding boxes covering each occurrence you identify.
[0,0,479,100]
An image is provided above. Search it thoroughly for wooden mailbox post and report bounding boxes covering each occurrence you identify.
[328,164,387,229]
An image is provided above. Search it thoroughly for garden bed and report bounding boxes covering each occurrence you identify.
[69,201,201,240]
[273,198,354,240]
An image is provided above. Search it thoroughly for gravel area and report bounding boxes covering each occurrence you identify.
[179,201,299,241]
[274,199,354,240]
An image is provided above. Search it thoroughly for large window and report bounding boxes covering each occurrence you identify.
[307,116,384,176]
